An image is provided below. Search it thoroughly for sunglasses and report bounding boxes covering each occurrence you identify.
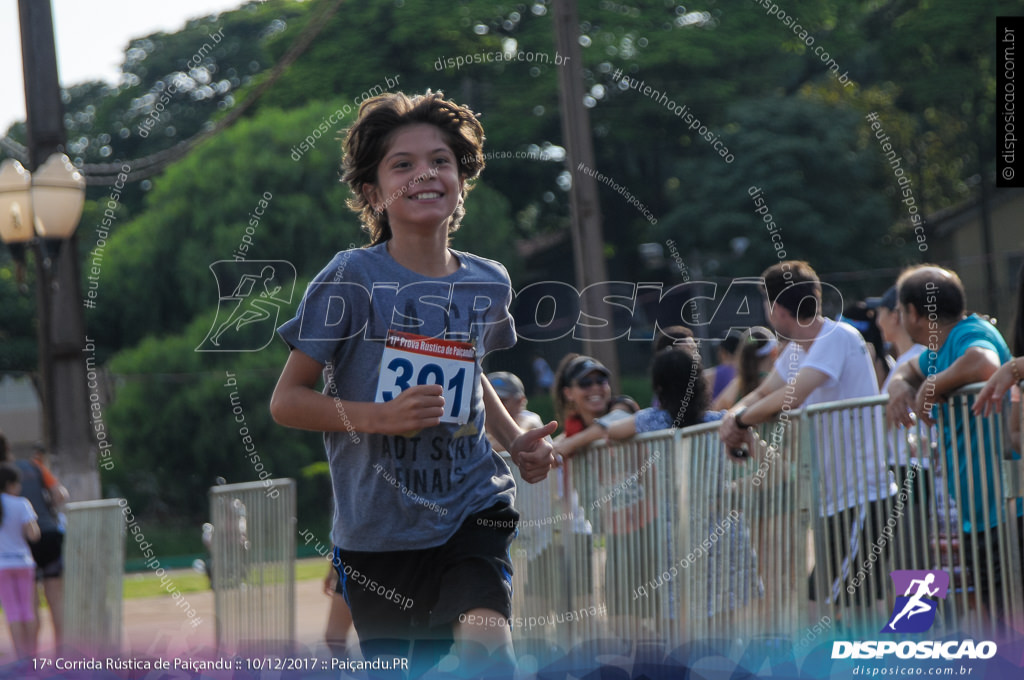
[575,375,609,389]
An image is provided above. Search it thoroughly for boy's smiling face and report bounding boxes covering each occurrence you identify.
[364,123,464,238]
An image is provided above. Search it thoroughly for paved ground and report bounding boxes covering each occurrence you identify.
[0,570,344,667]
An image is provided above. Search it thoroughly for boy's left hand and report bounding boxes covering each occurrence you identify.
[509,421,559,484]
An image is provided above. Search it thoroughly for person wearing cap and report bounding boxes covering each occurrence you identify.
[486,372,544,437]
[552,354,617,438]
[871,286,924,391]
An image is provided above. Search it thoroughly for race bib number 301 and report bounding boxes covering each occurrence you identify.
[374,330,476,425]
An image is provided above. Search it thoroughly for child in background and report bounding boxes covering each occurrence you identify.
[485,371,551,559]
[486,372,544,434]
[711,327,779,410]
[486,372,560,607]
[704,331,741,403]
[271,91,555,678]
[0,464,40,659]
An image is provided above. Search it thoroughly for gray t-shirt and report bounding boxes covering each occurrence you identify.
[278,243,517,552]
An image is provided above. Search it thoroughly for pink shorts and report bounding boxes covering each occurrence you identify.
[0,566,36,622]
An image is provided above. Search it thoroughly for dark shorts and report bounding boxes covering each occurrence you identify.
[334,503,518,676]
[809,499,891,606]
[30,530,63,580]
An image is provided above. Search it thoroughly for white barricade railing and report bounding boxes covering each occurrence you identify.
[933,385,1023,634]
[568,429,678,644]
[505,383,1024,646]
[210,479,296,655]
[505,456,576,648]
[63,499,125,655]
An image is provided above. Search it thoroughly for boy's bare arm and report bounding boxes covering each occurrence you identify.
[270,349,445,435]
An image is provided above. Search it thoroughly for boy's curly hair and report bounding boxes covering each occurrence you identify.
[341,90,486,245]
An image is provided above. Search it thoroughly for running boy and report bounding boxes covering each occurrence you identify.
[271,91,556,678]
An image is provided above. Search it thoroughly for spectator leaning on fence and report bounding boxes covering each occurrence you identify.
[974,261,1024,452]
[885,264,1021,616]
[719,260,896,606]
[551,354,628,438]
[555,347,763,616]
[976,354,1024,453]
[872,284,928,474]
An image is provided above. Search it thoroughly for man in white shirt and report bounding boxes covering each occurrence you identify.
[719,261,895,607]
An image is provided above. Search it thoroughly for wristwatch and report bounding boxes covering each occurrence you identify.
[733,407,752,430]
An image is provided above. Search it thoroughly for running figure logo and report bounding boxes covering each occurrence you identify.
[882,570,949,634]
[196,261,296,352]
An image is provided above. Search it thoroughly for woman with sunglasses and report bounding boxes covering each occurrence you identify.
[552,354,621,438]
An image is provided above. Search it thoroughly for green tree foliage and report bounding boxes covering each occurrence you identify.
[61,2,308,167]
[102,310,326,522]
[0,258,39,372]
[86,100,358,352]
[655,93,897,292]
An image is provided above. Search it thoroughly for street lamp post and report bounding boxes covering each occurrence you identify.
[0,0,99,501]
[0,156,96,500]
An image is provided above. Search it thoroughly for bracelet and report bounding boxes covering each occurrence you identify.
[733,407,752,430]
[1012,358,1023,385]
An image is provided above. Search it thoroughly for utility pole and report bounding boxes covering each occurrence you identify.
[552,0,620,381]
[18,0,98,500]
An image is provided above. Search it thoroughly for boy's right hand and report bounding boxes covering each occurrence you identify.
[378,384,445,435]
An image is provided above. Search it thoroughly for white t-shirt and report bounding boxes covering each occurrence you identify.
[881,344,926,393]
[0,494,36,570]
[775,318,896,516]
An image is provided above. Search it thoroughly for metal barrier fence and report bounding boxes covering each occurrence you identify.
[63,498,125,655]
[802,385,1024,638]
[209,479,296,655]
[508,383,1024,647]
